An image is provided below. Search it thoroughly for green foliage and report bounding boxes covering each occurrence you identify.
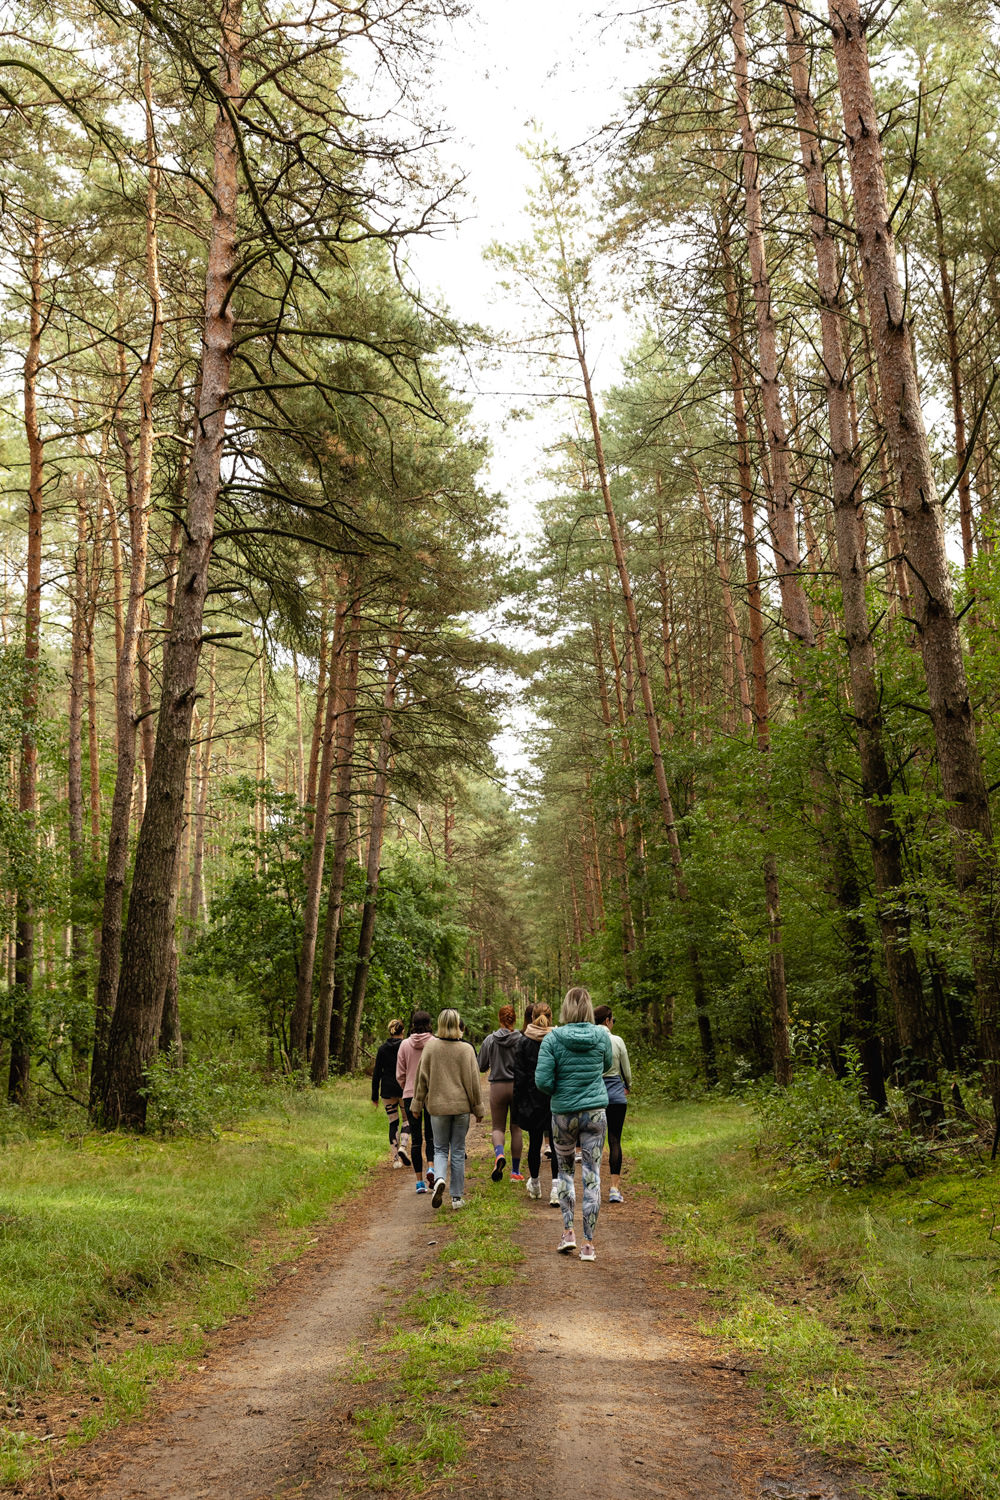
[632,1099,1000,1500]
[142,1050,275,1137]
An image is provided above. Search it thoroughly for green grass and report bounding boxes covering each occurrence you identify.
[630,1099,1000,1500]
[0,1083,384,1485]
[347,1186,523,1492]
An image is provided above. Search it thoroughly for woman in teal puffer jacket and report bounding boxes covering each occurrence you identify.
[534,986,612,1263]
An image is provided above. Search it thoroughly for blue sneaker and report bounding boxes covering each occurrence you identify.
[415,1180,427,1194]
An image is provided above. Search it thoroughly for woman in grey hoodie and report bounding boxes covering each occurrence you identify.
[477,1004,523,1182]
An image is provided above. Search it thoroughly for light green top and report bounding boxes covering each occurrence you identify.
[603,1031,632,1088]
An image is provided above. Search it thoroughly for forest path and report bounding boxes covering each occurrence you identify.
[36,1108,863,1500]
[466,1129,860,1500]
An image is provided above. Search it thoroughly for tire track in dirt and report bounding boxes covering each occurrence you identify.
[448,1115,865,1500]
[34,1107,869,1500]
[36,1156,452,1500]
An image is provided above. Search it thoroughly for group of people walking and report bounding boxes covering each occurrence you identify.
[370,987,631,1262]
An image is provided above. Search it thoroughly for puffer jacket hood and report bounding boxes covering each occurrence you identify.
[396,1029,432,1098]
[477,1026,521,1082]
[534,1022,613,1114]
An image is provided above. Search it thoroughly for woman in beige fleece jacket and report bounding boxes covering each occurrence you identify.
[412,1009,484,1210]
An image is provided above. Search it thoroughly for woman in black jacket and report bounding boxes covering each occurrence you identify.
[371,1019,410,1167]
[511,1002,557,1203]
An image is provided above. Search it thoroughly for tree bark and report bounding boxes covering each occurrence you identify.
[566,305,715,1077]
[90,54,166,1108]
[339,617,406,1075]
[291,581,347,1065]
[186,646,216,940]
[829,0,1000,1116]
[312,592,362,1082]
[783,0,925,1112]
[102,4,243,1127]
[9,217,45,1105]
[730,0,815,649]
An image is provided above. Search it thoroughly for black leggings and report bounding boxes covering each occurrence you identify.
[526,1124,556,1181]
[403,1098,435,1176]
[605,1101,627,1175]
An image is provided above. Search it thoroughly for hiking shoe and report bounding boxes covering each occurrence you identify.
[579,1243,596,1262]
[391,1156,403,1170]
[574,1151,582,1163]
[415,1180,427,1194]
[451,1197,466,1210]
[526,1177,542,1199]
[426,1167,435,1187]
[557,1229,577,1254]
[431,1177,446,1208]
[609,1187,624,1204]
[491,1152,506,1183]
[549,1183,561,1206]
[397,1143,411,1166]
[510,1171,525,1182]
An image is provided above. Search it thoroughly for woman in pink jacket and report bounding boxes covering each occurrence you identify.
[395,1010,436,1192]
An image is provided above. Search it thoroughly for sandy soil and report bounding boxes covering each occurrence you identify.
[28,1109,865,1500]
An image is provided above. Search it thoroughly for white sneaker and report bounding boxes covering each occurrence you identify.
[526,1177,542,1199]
[431,1177,446,1208]
[451,1197,466,1211]
[557,1228,577,1254]
[549,1183,560,1207]
[391,1156,403,1170]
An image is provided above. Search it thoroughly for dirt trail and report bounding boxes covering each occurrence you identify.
[466,1132,858,1500]
[36,1112,863,1500]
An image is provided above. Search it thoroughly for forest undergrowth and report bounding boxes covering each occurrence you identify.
[632,1099,1000,1500]
[0,1084,383,1486]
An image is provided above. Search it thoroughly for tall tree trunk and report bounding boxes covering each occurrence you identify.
[721,231,792,1086]
[929,180,974,568]
[784,0,925,1111]
[731,0,815,650]
[339,618,406,1075]
[312,593,362,1082]
[102,5,243,1127]
[186,646,216,941]
[9,217,45,1105]
[68,493,88,1013]
[90,52,166,1108]
[291,581,347,1065]
[305,574,330,815]
[829,0,1000,1117]
[562,285,715,1076]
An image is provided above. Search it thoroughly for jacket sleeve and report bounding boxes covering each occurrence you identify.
[601,1030,614,1073]
[618,1037,632,1089]
[534,1033,556,1097]
[477,1035,492,1073]
[412,1046,430,1113]
[371,1045,382,1103]
[464,1048,485,1119]
[395,1040,408,1092]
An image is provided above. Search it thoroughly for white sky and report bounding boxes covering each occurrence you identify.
[401,3,651,782]
[408,1,648,516]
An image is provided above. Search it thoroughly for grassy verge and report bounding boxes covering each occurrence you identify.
[630,1099,1000,1500]
[0,1083,384,1487]
[347,1186,524,1492]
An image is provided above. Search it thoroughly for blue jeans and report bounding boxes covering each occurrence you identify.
[430,1113,470,1199]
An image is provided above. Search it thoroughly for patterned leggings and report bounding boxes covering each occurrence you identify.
[551,1108,607,1243]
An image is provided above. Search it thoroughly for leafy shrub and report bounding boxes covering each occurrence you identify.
[142,1051,275,1137]
[750,1050,942,1186]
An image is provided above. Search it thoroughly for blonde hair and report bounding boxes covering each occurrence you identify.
[437,1008,462,1040]
[532,1001,552,1029]
[560,986,594,1025]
